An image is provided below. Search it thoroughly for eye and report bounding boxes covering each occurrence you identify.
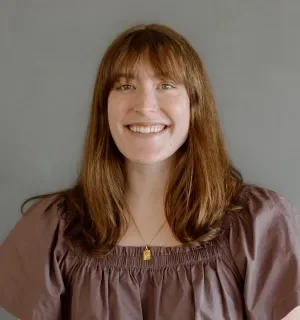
[117,84,134,91]
[160,83,175,90]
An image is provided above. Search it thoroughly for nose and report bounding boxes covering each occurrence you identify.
[133,89,159,113]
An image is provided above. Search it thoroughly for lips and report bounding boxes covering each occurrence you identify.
[125,124,170,134]
[125,125,170,137]
[128,124,166,132]
[124,122,170,127]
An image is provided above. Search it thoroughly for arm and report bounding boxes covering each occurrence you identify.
[228,187,300,319]
[0,196,67,319]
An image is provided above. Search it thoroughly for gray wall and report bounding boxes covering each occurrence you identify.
[1,0,299,318]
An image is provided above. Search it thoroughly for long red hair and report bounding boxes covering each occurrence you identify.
[21,24,244,257]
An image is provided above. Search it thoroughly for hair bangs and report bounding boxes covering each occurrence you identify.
[108,30,187,88]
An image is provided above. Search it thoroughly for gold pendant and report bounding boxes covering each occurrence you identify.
[143,246,151,261]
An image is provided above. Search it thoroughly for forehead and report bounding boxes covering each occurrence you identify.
[113,57,184,84]
[116,60,166,80]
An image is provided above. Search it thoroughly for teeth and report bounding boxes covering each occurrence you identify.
[128,125,166,133]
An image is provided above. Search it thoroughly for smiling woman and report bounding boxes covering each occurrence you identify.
[0,23,300,320]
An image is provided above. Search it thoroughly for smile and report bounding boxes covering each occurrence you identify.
[127,125,166,133]
[125,125,170,137]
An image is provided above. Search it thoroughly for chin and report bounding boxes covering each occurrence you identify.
[126,158,164,165]
[124,153,176,166]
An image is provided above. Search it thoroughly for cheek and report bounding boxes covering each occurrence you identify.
[175,99,190,136]
[107,96,126,125]
[168,96,190,124]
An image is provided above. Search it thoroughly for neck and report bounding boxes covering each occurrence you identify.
[124,157,174,221]
[118,156,183,247]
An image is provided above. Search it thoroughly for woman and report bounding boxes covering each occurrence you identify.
[0,23,299,320]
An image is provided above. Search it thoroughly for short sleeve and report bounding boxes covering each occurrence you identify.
[0,196,70,320]
[228,187,300,320]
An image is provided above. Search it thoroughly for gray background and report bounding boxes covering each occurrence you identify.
[0,0,299,319]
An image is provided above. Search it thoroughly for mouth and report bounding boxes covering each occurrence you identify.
[124,125,171,136]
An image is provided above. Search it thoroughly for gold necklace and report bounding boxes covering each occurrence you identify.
[130,216,167,261]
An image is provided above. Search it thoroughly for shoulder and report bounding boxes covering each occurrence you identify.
[23,193,65,221]
[0,194,75,318]
[14,195,67,240]
[224,184,300,277]
[229,184,298,230]
[0,194,72,265]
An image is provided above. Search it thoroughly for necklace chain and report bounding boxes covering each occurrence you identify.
[130,215,167,261]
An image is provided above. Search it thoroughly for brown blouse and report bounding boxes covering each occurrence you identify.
[0,186,300,320]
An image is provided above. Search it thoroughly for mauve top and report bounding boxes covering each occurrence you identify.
[0,186,300,320]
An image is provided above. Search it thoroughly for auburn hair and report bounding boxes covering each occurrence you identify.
[21,24,244,258]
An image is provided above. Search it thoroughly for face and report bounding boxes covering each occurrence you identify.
[107,59,190,165]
